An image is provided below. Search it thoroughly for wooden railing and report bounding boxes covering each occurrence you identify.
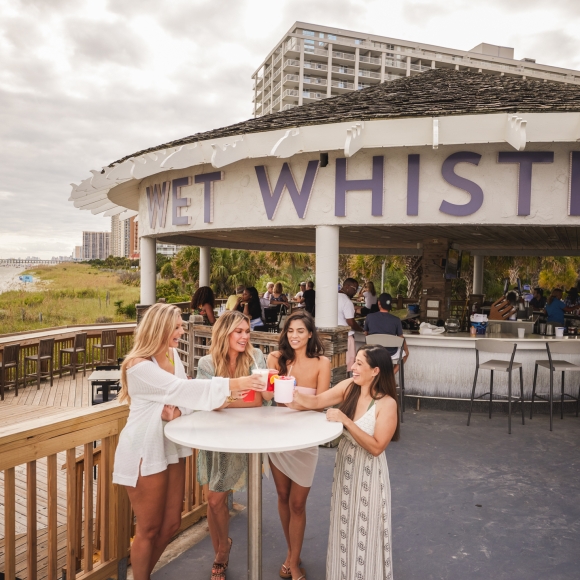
[0,403,207,580]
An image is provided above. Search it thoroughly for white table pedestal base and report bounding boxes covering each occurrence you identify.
[247,453,262,580]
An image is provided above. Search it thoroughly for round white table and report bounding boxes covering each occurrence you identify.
[165,406,343,580]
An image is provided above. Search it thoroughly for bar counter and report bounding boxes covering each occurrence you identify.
[402,332,580,399]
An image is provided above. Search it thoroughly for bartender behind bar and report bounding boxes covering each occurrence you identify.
[544,288,576,325]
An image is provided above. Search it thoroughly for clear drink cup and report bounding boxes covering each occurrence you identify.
[251,368,269,391]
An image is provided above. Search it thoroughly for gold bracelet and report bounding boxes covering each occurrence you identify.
[226,394,236,404]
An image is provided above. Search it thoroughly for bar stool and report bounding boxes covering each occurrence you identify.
[467,340,525,434]
[365,334,406,422]
[530,341,580,431]
[0,344,20,400]
[24,338,55,389]
[92,329,117,365]
[59,332,87,379]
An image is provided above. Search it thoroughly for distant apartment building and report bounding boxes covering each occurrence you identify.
[73,246,83,260]
[157,244,181,257]
[82,231,110,260]
[252,22,580,116]
[110,215,139,259]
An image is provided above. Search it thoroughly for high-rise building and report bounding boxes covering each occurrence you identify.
[252,22,580,117]
[73,246,83,260]
[82,231,110,260]
[110,215,138,258]
[110,215,123,257]
[157,244,181,257]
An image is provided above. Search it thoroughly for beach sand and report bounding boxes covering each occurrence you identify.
[0,266,35,294]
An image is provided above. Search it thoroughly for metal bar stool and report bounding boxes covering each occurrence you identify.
[92,329,117,365]
[530,341,580,431]
[467,339,525,434]
[365,334,406,423]
[24,338,55,390]
[0,344,20,400]
[59,332,87,379]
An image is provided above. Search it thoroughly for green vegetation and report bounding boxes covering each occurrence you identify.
[0,263,140,334]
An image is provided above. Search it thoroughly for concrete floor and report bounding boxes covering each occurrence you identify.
[153,408,580,580]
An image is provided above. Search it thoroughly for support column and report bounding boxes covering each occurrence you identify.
[140,236,156,305]
[473,255,484,295]
[199,246,210,287]
[419,238,451,322]
[298,39,304,105]
[315,226,339,327]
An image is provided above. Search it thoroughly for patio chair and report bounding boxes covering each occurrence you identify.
[365,334,406,423]
[0,344,20,400]
[263,306,282,333]
[59,332,87,379]
[467,340,524,434]
[24,338,55,390]
[530,341,580,431]
[92,329,117,365]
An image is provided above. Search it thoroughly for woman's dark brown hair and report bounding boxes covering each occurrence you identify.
[339,345,400,442]
[277,311,324,375]
[191,286,215,310]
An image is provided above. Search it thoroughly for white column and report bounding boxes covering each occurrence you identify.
[406,55,411,76]
[298,39,304,105]
[140,236,157,305]
[380,52,386,82]
[326,43,333,97]
[473,255,484,295]
[315,226,339,327]
[199,246,210,287]
[354,47,360,89]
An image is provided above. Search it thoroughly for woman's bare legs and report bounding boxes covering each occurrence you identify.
[206,490,231,564]
[126,459,185,579]
[270,460,311,578]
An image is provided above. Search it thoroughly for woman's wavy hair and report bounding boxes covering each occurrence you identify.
[209,310,256,378]
[191,286,215,310]
[277,311,324,375]
[365,281,377,296]
[119,303,182,404]
[339,345,400,442]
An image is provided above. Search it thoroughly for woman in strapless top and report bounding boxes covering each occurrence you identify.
[267,311,331,580]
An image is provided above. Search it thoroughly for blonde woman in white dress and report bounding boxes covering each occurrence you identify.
[113,303,262,580]
[267,311,331,580]
[290,345,400,580]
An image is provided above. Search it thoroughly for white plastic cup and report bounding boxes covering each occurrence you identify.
[274,378,295,403]
[517,328,525,339]
[555,327,565,338]
[251,369,269,390]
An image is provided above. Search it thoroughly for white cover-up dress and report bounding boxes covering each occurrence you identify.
[112,349,230,487]
[326,401,394,579]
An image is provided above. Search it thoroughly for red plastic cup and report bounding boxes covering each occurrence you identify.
[243,389,255,403]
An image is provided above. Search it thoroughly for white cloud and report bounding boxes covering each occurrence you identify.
[1,0,579,257]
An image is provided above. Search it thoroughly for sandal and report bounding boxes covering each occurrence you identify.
[280,562,303,579]
[211,538,233,579]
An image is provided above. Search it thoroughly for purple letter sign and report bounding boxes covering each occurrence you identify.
[255,160,319,220]
[146,181,170,228]
[440,152,484,217]
[335,156,384,217]
[172,177,191,226]
[407,154,420,216]
[569,152,580,216]
[497,151,554,216]
[194,172,224,223]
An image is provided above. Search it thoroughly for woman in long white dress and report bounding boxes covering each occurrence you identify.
[291,345,400,580]
[113,303,261,580]
[267,311,331,580]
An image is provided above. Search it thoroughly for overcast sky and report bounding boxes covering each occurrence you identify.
[1,0,580,258]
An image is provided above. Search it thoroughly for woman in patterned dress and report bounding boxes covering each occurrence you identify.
[291,345,400,580]
[196,310,273,580]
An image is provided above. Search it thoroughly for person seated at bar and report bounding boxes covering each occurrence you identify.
[303,281,315,317]
[544,288,576,325]
[565,287,580,308]
[293,282,307,308]
[364,292,409,369]
[356,281,378,316]
[191,286,216,325]
[505,291,519,320]
[339,278,364,371]
[235,286,266,331]
[530,287,546,309]
[263,281,275,300]
[225,285,245,310]
[270,282,289,311]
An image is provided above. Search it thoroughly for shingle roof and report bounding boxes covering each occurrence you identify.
[111,68,580,166]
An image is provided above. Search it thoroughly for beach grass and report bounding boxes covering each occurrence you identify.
[0,263,140,334]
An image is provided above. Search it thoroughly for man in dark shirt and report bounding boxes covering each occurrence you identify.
[303,281,315,317]
[364,293,409,363]
[530,287,546,309]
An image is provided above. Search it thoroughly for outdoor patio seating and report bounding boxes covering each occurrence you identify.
[59,332,87,379]
[92,329,117,364]
[467,339,524,434]
[530,341,580,431]
[0,344,20,400]
[366,334,407,422]
[91,363,121,404]
[24,337,55,390]
[263,305,287,333]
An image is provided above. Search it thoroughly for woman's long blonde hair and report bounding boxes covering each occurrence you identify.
[209,310,255,378]
[118,303,182,404]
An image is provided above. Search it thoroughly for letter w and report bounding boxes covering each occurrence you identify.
[147,181,170,228]
[255,161,319,220]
